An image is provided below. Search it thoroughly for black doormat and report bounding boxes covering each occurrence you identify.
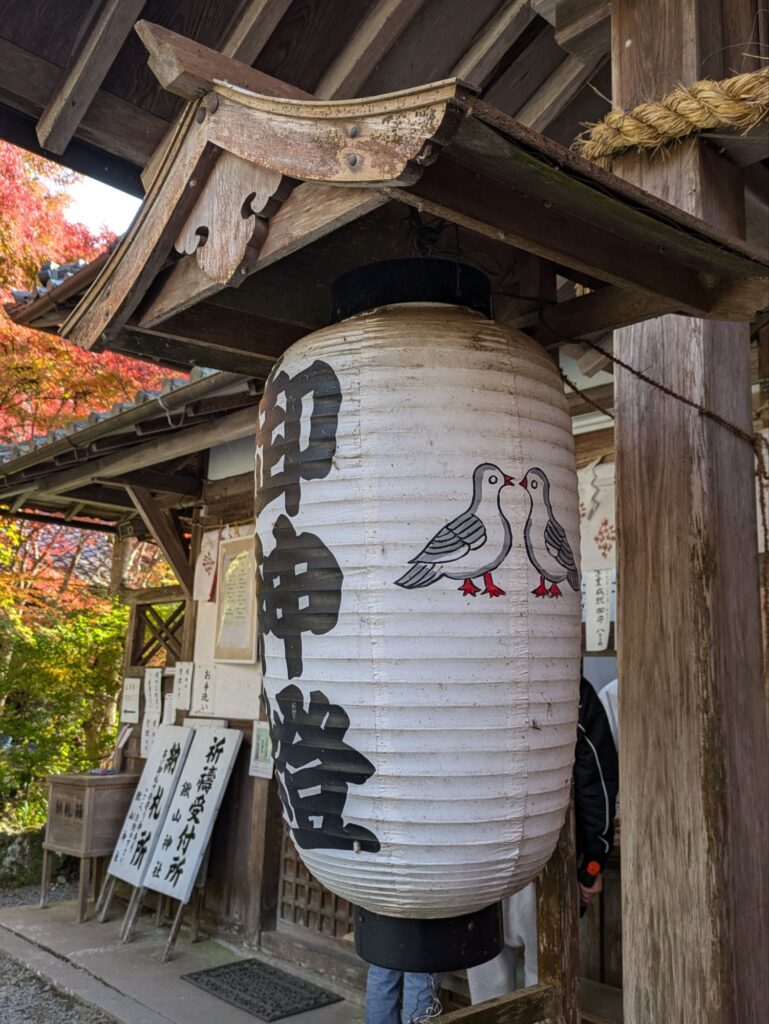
[182,958,343,1021]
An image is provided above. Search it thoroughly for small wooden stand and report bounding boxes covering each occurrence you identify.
[41,773,139,922]
[115,846,211,960]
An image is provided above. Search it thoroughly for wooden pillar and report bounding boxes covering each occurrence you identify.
[612,2,769,1020]
[536,799,579,1024]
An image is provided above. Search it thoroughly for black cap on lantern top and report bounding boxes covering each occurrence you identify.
[354,901,504,973]
[330,258,492,322]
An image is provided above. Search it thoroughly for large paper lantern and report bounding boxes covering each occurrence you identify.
[255,260,581,969]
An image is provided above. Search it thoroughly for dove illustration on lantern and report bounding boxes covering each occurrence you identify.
[520,466,580,597]
[394,462,514,597]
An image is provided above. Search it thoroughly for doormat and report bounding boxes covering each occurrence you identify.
[182,958,343,1022]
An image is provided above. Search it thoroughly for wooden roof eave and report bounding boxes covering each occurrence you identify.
[59,21,769,363]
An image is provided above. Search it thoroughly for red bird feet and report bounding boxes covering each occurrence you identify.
[459,574,506,598]
[532,576,563,598]
[482,572,506,597]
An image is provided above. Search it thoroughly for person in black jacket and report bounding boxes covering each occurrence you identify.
[468,674,619,999]
[574,675,619,906]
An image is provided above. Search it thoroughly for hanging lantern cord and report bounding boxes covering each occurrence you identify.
[542,310,769,682]
[410,973,443,1023]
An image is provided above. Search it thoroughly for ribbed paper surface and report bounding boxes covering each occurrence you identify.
[256,303,581,918]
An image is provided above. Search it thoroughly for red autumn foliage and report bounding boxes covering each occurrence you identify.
[0,141,184,443]
[0,142,183,611]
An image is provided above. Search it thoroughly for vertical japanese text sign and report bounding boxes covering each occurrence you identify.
[144,728,243,904]
[109,725,194,887]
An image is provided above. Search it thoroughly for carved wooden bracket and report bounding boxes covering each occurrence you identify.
[175,150,285,284]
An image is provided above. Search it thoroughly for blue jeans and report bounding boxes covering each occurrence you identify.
[365,967,439,1024]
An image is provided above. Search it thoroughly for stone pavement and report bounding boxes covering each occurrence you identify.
[0,900,364,1024]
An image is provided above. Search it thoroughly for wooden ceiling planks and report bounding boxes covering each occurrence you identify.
[220,0,294,66]
[36,0,149,154]
[254,0,380,95]
[360,0,505,95]
[314,0,432,100]
[101,0,243,121]
[0,35,167,167]
[483,19,565,115]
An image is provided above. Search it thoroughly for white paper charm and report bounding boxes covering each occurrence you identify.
[120,677,140,724]
[249,721,274,779]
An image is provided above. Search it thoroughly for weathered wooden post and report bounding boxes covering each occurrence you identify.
[612,1,769,1019]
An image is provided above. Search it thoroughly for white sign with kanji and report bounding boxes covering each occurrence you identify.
[145,728,242,904]
[190,663,217,716]
[109,725,194,887]
[173,662,194,711]
[120,677,140,724]
[144,667,163,714]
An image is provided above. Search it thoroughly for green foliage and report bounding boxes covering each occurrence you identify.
[0,600,128,829]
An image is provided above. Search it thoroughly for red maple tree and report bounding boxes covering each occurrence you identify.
[0,142,182,442]
[0,142,182,610]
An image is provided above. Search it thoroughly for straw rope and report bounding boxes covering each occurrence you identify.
[575,65,769,165]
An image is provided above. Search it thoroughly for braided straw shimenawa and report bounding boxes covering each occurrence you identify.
[575,64,769,166]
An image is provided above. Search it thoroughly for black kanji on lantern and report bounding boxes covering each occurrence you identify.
[257,515,343,680]
[255,359,342,518]
[267,683,380,853]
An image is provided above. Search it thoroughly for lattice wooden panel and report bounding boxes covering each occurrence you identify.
[129,600,185,665]
[279,827,354,937]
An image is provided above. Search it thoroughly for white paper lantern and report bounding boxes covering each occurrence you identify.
[255,267,581,928]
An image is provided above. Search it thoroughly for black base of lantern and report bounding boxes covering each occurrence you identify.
[354,902,503,972]
[330,258,492,322]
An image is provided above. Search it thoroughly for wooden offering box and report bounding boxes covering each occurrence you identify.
[42,773,139,921]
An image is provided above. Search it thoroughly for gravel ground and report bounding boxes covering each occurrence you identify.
[0,883,117,1024]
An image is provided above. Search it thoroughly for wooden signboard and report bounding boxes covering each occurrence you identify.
[108,725,194,887]
[144,728,242,904]
[214,536,256,662]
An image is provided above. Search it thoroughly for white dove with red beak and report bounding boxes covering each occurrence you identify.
[520,466,579,597]
[395,462,514,597]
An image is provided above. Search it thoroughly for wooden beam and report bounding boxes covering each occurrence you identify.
[137,301,306,357]
[118,583,186,605]
[516,53,606,133]
[314,0,431,99]
[96,470,202,498]
[439,984,557,1023]
[401,157,716,313]
[0,36,166,167]
[451,0,536,88]
[36,0,148,154]
[220,0,293,65]
[126,484,194,596]
[574,426,614,467]
[61,102,218,350]
[25,406,257,500]
[612,2,769,1021]
[135,19,311,101]
[513,287,680,348]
